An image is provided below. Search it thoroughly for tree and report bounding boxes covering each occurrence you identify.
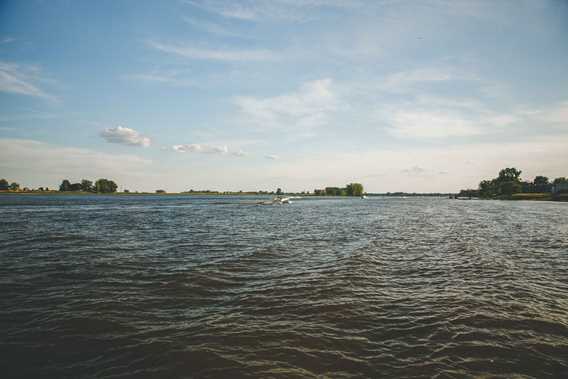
[94,179,118,193]
[479,179,498,198]
[276,188,283,195]
[325,187,341,196]
[346,183,364,196]
[533,176,551,193]
[59,179,71,191]
[499,180,521,196]
[0,178,9,191]
[553,177,567,185]
[9,182,20,191]
[498,168,522,182]
[534,176,549,185]
[81,179,93,192]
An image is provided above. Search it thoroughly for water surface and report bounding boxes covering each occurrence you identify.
[1,195,567,378]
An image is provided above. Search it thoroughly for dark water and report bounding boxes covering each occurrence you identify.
[1,195,568,378]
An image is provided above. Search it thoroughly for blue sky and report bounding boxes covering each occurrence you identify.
[1,0,568,192]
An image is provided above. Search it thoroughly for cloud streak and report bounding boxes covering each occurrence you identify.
[148,40,275,62]
[0,61,53,100]
[184,0,361,22]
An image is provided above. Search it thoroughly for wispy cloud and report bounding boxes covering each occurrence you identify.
[232,149,248,157]
[100,126,151,147]
[184,0,361,22]
[0,61,54,100]
[265,154,279,160]
[380,66,479,93]
[401,166,428,175]
[235,78,340,130]
[173,143,229,154]
[124,70,194,87]
[182,17,251,38]
[0,37,15,45]
[148,40,275,62]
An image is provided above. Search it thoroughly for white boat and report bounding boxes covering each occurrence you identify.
[361,195,368,199]
[257,196,293,205]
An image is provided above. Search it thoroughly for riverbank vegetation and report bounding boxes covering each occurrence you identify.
[457,168,568,201]
[313,183,364,196]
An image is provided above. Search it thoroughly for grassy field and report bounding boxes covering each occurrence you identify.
[510,193,552,201]
[507,193,568,202]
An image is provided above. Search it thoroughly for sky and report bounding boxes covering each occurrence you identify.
[1,0,568,193]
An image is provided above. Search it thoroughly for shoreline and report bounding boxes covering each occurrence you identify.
[1,191,567,201]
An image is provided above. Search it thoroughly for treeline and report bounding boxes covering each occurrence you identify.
[458,168,568,198]
[59,178,118,193]
[0,178,21,191]
[313,183,364,196]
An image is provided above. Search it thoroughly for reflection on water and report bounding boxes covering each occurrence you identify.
[1,195,567,378]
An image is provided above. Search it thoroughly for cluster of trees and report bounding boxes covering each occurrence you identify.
[459,168,568,198]
[314,183,364,196]
[59,178,117,193]
[0,178,20,191]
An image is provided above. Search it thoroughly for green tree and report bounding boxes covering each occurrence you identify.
[346,183,364,196]
[533,176,551,193]
[498,168,522,182]
[325,187,341,196]
[553,177,567,185]
[499,180,521,196]
[534,176,549,185]
[9,182,20,191]
[0,178,9,191]
[94,179,118,193]
[276,188,282,195]
[478,180,495,198]
[59,179,71,191]
[81,179,93,192]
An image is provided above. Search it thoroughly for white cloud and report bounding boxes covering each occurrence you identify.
[375,91,523,139]
[265,154,279,160]
[173,143,229,154]
[235,78,340,130]
[387,110,481,138]
[232,149,248,157]
[148,40,275,62]
[100,126,151,147]
[0,61,53,100]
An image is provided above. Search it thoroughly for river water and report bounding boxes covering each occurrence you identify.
[1,195,567,378]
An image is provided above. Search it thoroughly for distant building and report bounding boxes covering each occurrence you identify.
[314,189,325,196]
